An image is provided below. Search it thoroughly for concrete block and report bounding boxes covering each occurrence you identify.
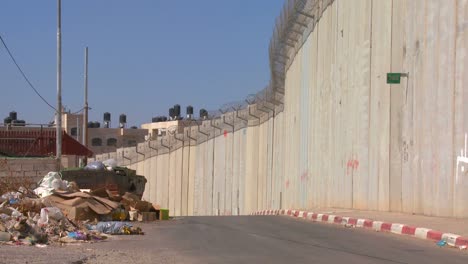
[21,164,34,171]
[24,172,37,178]
[12,171,24,177]
[33,164,46,171]
[44,164,57,172]
[36,170,48,177]
[7,164,22,171]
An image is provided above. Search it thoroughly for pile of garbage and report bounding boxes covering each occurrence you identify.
[0,171,154,247]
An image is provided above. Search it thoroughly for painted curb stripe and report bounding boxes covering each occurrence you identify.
[334,216,343,224]
[415,228,430,239]
[253,209,468,247]
[427,230,443,241]
[391,223,404,234]
[364,220,373,228]
[356,219,366,227]
[381,223,392,232]
[372,221,383,231]
[456,237,468,246]
[442,233,460,246]
[402,226,416,235]
[317,214,324,222]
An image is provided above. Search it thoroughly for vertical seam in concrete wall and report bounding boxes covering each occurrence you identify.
[315,14,320,208]
[211,136,216,214]
[389,0,394,211]
[368,0,374,209]
[187,141,191,215]
[267,114,275,208]
[451,0,458,216]
[181,142,184,214]
[168,150,171,212]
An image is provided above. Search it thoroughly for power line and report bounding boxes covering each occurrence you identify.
[72,107,85,114]
[0,33,57,111]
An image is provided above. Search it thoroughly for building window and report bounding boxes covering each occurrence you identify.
[91,138,102,146]
[107,138,117,146]
[71,127,78,136]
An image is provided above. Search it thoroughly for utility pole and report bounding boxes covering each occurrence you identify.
[56,0,63,162]
[82,47,89,165]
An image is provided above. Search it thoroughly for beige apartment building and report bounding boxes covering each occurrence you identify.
[62,112,147,155]
[140,120,185,140]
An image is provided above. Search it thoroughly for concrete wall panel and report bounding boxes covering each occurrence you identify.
[245,125,259,213]
[106,0,467,218]
[454,0,468,218]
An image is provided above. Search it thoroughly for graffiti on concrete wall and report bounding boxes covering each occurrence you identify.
[456,133,468,184]
[346,158,359,175]
[300,170,308,182]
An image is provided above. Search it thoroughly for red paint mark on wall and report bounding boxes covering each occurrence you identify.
[285,179,290,189]
[223,130,228,138]
[300,171,308,181]
[346,159,359,175]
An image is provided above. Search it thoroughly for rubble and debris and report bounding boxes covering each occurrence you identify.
[0,169,156,247]
[86,221,143,235]
[121,192,153,212]
[33,172,71,198]
[42,190,120,221]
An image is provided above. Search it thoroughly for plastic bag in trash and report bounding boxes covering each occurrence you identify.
[9,207,22,218]
[86,221,132,234]
[34,172,68,197]
[36,172,61,188]
[84,161,106,171]
[68,231,87,240]
[1,192,22,204]
[37,207,63,226]
[102,159,117,171]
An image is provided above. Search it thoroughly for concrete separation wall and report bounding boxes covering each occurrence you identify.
[92,0,468,218]
[283,0,468,218]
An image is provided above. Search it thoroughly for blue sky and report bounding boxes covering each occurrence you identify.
[0,0,283,127]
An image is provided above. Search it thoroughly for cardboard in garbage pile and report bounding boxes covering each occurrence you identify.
[137,212,156,222]
[90,187,122,202]
[121,192,153,212]
[42,191,120,221]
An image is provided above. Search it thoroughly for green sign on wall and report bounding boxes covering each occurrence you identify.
[387,73,402,84]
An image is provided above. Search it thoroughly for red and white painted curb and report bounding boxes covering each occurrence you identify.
[250,209,468,248]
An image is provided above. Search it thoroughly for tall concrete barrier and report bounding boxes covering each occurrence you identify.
[92,0,468,218]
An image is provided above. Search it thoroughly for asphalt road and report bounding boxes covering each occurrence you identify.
[1,216,467,264]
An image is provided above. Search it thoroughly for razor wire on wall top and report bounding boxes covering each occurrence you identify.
[92,0,330,166]
[270,0,334,94]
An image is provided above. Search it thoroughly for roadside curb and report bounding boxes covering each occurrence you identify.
[250,209,468,248]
